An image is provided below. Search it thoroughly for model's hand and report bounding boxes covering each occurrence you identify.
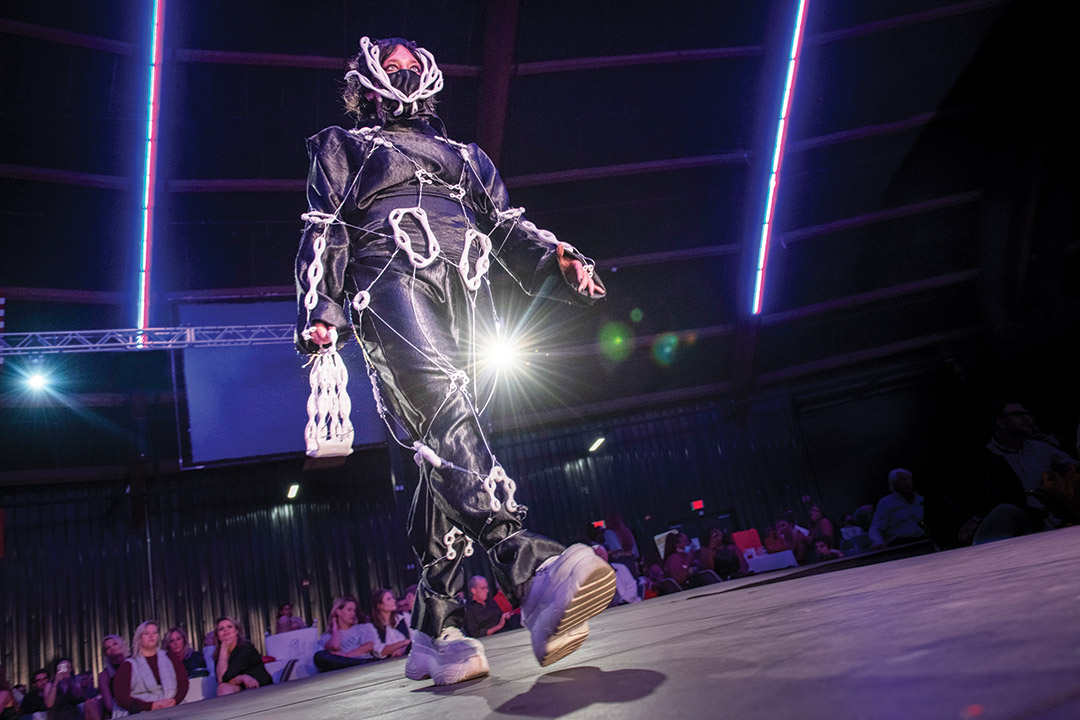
[310,321,333,346]
[556,243,604,297]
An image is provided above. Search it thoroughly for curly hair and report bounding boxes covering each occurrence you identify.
[343,37,441,127]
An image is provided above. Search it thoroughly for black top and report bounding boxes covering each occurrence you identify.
[219,642,273,687]
[464,598,504,638]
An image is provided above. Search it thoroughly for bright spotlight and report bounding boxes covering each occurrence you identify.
[287,484,300,499]
[27,373,48,391]
[588,437,605,453]
[483,336,522,372]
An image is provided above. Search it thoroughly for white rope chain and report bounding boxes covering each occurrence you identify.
[304,328,355,458]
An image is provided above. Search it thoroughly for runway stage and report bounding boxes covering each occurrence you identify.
[157,527,1080,720]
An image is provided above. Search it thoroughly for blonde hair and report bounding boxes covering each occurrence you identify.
[131,621,160,655]
[212,616,247,654]
[329,596,359,627]
[101,634,129,673]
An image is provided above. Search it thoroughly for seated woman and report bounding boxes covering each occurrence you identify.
[662,532,695,588]
[314,597,376,672]
[699,528,750,580]
[363,589,412,659]
[45,658,102,720]
[95,634,128,718]
[275,604,305,634]
[213,617,272,696]
[114,620,189,714]
[0,665,19,720]
[165,627,209,679]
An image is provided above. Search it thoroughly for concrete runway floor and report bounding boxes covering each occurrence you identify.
[153,526,1080,720]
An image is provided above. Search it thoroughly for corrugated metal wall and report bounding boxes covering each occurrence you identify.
[1,396,820,683]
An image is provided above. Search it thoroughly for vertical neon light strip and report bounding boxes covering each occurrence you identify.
[138,0,165,330]
[751,0,808,315]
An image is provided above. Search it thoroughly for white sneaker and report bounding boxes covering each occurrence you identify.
[520,543,616,666]
[404,628,489,685]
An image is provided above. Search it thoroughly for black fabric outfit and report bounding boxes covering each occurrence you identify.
[294,120,604,637]
[219,643,272,688]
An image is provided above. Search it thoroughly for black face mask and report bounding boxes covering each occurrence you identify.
[388,69,420,97]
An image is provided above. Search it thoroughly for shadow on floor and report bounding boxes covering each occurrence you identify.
[487,666,666,718]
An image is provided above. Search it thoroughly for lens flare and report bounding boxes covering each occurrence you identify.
[651,333,679,367]
[598,322,632,362]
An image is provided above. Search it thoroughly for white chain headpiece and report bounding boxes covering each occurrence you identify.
[345,36,444,116]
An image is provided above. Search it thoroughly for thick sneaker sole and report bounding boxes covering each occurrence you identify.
[527,545,617,666]
[405,638,489,685]
[540,621,590,667]
[432,654,489,685]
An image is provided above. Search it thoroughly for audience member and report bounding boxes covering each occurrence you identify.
[771,515,812,564]
[397,585,417,630]
[212,617,271,695]
[45,658,100,720]
[987,402,1077,492]
[662,532,695,587]
[315,597,376,672]
[592,545,639,605]
[165,627,209,679]
[1,666,18,720]
[18,669,49,717]
[698,528,750,580]
[113,620,188,713]
[584,522,605,545]
[464,576,514,638]
[364,589,412,658]
[814,538,844,561]
[95,634,128,718]
[808,505,837,547]
[602,510,641,576]
[869,469,928,549]
[275,604,305,634]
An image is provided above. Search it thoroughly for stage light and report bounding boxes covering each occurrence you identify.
[588,437,605,453]
[481,335,522,373]
[751,0,809,315]
[138,0,167,330]
[629,308,644,323]
[287,483,300,499]
[27,373,48,391]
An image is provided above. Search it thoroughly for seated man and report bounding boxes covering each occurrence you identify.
[986,402,1077,492]
[869,468,928,549]
[17,669,49,716]
[463,576,516,638]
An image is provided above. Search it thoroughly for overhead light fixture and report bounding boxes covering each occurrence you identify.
[287,484,300,499]
[27,373,49,391]
[588,437,605,453]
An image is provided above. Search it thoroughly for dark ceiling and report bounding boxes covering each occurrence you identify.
[1,0,1076,471]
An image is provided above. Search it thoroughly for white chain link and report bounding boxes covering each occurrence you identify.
[442,527,475,561]
[458,229,492,292]
[388,207,441,268]
[304,328,355,458]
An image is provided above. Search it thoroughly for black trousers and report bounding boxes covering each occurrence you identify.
[354,254,564,637]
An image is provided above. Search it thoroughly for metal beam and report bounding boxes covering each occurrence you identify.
[0,18,134,55]
[0,162,131,191]
[514,46,764,75]
[172,47,480,77]
[777,191,982,247]
[504,151,749,189]
[476,0,520,167]
[0,325,294,356]
[806,0,1004,47]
